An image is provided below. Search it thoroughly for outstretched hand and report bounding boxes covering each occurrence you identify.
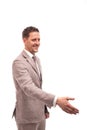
[56,97,79,114]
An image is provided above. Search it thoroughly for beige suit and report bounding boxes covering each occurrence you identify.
[12,50,55,128]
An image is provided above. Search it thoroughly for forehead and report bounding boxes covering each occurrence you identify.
[29,32,40,38]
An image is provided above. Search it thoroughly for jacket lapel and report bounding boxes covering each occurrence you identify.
[22,50,41,79]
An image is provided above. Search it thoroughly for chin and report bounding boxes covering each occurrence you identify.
[34,50,38,53]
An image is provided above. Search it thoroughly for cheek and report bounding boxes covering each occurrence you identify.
[29,44,35,50]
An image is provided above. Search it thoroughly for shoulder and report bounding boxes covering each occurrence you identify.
[12,51,26,68]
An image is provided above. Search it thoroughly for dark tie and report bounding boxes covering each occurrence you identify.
[32,55,37,63]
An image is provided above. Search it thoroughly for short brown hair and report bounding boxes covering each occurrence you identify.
[22,26,39,38]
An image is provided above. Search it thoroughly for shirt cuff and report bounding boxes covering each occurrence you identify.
[53,96,58,107]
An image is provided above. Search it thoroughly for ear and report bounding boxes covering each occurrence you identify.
[23,38,27,43]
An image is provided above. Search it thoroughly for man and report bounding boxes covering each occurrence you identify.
[12,26,79,130]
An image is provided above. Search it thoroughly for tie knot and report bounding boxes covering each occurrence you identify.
[32,55,36,62]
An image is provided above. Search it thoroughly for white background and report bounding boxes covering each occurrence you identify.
[0,0,87,130]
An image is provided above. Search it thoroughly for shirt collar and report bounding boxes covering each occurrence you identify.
[24,49,34,58]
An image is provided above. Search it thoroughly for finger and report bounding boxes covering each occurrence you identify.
[66,103,79,114]
[66,97,75,101]
[62,107,74,114]
[63,106,78,114]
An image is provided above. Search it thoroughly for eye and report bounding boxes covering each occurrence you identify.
[38,38,40,42]
[32,39,36,42]
[32,38,40,42]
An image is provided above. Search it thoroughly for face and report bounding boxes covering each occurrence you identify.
[23,32,40,54]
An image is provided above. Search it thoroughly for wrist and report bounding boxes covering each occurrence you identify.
[53,96,58,107]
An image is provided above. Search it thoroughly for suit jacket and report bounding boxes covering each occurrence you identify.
[12,50,55,124]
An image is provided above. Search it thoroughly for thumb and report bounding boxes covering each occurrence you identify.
[67,97,75,101]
